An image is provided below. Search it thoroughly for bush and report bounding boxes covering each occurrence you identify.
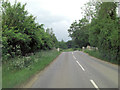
[84,49,118,64]
[2,1,58,62]
[9,55,36,70]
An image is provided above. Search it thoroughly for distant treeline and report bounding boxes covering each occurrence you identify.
[2,1,59,61]
[67,1,120,63]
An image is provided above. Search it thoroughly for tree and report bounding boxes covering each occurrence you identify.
[68,0,119,63]
[2,0,58,59]
[66,40,75,48]
[88,2,119,62]
[68,18,89,48]
[81,0,101,21]
[58,40,67,49]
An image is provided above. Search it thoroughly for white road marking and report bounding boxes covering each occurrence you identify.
[72,52,73,54]
[73,55,76,59]
[76,60,85,71]
[90,80,99,90]
[72,52,76,59]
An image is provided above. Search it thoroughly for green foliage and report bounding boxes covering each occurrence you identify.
[62,48,74,52]
[9,56,34,70]
[3,50,60,88]
[68,1,119,63]
[84,49,101,59]
[2,0,58,61]
[84,49,118,64]
[98,2,117,20]
[81,0,101,20]
[88,2,119,62]
[68,18,89,48]
[66,40,75,48]
[58,40,67,49]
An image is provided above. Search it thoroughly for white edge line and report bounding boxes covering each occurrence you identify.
[90,80,99,90]
[76,60,85,71]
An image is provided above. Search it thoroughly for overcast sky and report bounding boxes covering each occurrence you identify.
[10,0,89,42]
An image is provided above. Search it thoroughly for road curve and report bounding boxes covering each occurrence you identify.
[30,51,118,88]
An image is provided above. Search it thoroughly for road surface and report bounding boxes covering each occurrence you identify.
[30,51,118,89]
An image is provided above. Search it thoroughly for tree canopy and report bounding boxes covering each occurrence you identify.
[68,1,120,63]
[2,0,58,60]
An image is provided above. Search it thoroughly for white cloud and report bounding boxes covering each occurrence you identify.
[50,20,71,41]
[9,0,89,41]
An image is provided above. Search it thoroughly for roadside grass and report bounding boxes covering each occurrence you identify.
[73,48,82,51]
[62,48,81,52]
[84,49,101,59]
[2,50,60,88]
[62,48,74,52]
[84,49,118,65]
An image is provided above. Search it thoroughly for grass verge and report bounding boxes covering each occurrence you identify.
[62,48,81,52]
[84,49,118,64]
[2,50,60,88]
[62,48,74,52]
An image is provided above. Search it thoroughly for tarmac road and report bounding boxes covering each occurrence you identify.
[31,51,118,89]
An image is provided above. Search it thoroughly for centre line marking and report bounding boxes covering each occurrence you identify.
[76,60,85,71]
[90,80,99,90]
[73,55,76,59]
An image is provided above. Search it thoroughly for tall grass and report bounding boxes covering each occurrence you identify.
[2,50,60,88]
[84,49,118,64]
